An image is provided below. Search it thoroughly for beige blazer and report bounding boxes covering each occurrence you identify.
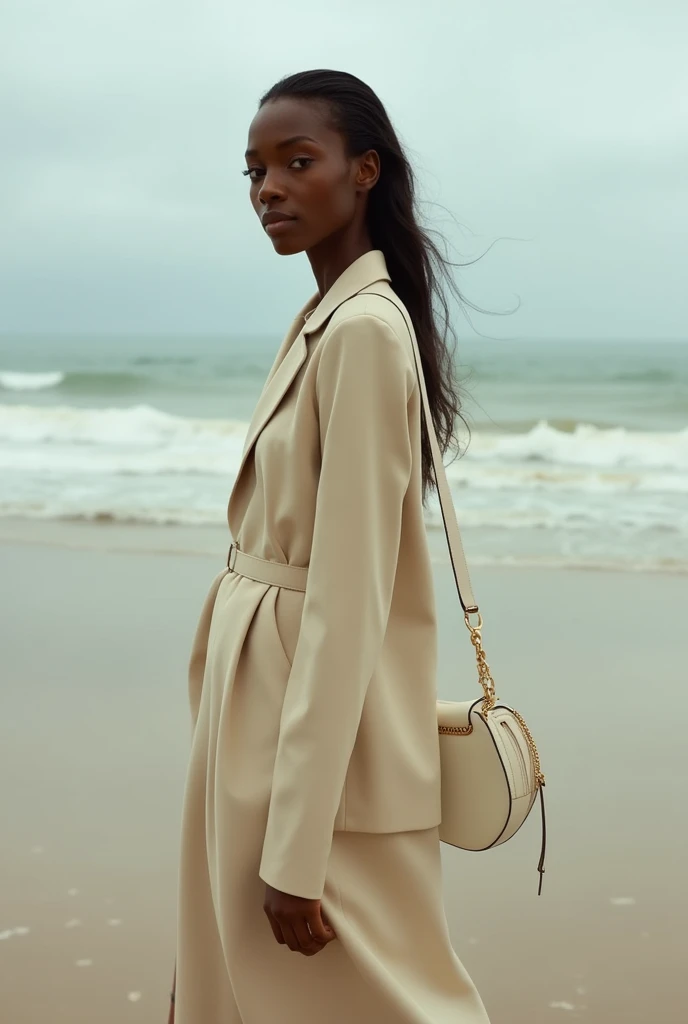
[189,249,442,899]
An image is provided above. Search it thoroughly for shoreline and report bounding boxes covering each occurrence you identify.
[0,516,685,577]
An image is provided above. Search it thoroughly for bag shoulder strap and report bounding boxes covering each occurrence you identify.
[364,288,478,615]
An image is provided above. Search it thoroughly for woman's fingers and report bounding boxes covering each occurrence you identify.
[263,884,336,955]
[321,906,336,938]
[265,908,333,955]
[264,907,285,945]
[277,920,302,953]
[292,916,324,955]
[307,906,336,945]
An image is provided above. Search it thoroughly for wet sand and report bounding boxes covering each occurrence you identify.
[1,521,686,1023]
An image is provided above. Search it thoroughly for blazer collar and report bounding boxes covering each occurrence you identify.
[301,248,391,337]
[227,250,391,529]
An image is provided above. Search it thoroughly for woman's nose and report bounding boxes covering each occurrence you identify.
[258,175,286,205]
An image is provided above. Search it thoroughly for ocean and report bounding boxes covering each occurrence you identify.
[1,332,687,573]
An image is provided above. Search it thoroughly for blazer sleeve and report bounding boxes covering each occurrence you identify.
[258,312,416,900]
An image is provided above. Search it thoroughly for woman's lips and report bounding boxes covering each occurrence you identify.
[265,218,297,236]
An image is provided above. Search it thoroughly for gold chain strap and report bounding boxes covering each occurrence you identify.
[510,708,546,786]
[463,611,497,714]
[463,611,546,786]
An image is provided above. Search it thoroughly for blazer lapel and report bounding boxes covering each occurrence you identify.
[260,293,319,394]
[227,299,316,515]
[227,250,392,523]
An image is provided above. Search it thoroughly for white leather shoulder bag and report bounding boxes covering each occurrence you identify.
[368,289,547,895]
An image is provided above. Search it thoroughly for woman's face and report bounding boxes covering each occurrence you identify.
[244,97,378,256]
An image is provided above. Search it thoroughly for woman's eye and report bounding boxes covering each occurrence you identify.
[241,157,312,182]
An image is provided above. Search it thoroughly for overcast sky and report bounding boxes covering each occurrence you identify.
[1,0,686,340]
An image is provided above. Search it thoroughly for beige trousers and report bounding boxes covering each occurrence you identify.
[176,818,489,1023]
[175,570,490,1023]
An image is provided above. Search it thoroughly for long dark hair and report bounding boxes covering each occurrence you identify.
[259,69,490,508]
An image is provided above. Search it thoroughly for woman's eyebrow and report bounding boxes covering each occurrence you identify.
[245,135,319,158]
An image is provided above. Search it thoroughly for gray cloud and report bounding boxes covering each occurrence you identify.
[1,0,686,338]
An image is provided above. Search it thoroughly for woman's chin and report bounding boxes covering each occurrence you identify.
[268,237,307,256]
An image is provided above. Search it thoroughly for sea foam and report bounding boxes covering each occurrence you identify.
[0,371,65,391]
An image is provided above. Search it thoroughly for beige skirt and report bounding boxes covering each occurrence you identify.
[174,572,490,1023]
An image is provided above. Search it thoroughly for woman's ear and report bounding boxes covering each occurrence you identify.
[356,149,381,191]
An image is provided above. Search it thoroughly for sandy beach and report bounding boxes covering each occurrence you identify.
[1,519,687,1023]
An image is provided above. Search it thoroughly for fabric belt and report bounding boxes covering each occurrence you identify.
[226,542,308,593]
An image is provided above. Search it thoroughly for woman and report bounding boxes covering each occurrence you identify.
[172,69,490,1023]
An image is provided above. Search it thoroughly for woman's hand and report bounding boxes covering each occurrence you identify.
[263,883,337,956]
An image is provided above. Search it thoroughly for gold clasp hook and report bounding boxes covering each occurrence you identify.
[463,608,483,632]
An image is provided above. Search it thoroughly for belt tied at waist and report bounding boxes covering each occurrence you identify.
[226,542,308,593]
